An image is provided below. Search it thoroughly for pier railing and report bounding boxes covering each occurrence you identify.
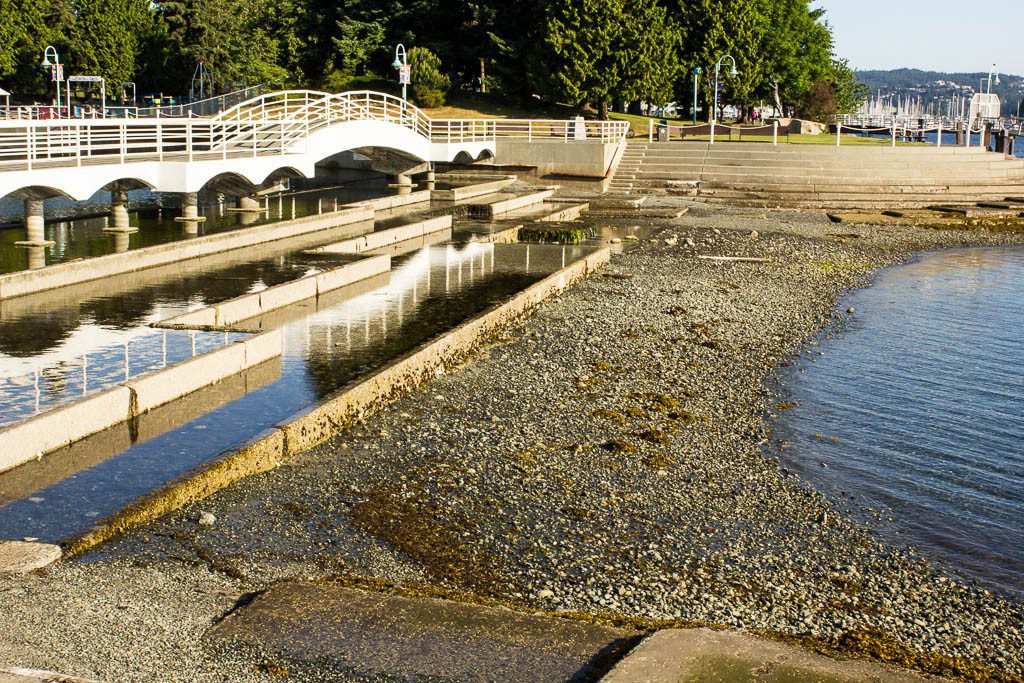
[0,90,629,172]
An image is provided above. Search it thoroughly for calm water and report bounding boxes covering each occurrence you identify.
[774,247,1024,598]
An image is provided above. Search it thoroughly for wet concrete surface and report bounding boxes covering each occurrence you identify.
[207,582,640,682]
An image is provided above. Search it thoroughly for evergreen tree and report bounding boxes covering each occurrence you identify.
[531,0,679,118]
[0,0,66,95]
[66,0,154,87]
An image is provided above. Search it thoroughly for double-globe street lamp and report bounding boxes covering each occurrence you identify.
[392,44,409,101]
[40,45,62,114]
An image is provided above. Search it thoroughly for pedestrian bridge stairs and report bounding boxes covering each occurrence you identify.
[608,141,1024,209]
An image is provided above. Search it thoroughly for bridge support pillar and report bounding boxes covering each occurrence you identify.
[395,173,414,196]
[15,199,55,248]
[174,192,206,234]
[225,195,265,214]
[104,185,138,234]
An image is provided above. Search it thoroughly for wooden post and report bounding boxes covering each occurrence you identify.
[773,120,778,146]
[836,122,841,147]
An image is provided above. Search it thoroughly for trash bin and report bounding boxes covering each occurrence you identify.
[656,124,669,142]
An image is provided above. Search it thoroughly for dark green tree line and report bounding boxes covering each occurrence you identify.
[0,0,864,120]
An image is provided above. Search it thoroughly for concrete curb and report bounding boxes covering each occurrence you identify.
[0,667,97,682]
[475,189,557,217]
[155,255,392,329]
[0,331,282,475]
[0,205,375,300]
[537,202,590,223]
[431,177,515,201]
[600,628,943,682]
[62,247,611,558]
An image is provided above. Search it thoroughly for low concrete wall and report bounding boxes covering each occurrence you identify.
[156,255,392,329]
[493,139,623,178]
[357,190,431,211]
[537,202,589,222]
[63,247,611,557]
[312,216,453,255]
[0,331,282,474]
[474,189,556,217]
[0,205,375,300]
[431,177,515,201]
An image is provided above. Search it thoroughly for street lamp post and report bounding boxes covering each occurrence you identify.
[392,44,409,101]
[981,64,1000,95]
[692,67,702,125]
[121,81,136,108]
[40,45,62,115]
[712,55,739,128]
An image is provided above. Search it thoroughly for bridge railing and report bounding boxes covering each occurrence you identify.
[0,90,630,172]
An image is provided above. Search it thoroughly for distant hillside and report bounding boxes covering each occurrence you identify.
[856,69,1024,116]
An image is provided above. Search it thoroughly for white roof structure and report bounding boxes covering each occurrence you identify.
[0,87,9,96]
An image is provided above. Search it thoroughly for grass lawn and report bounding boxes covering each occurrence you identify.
[423,96,578,120]
[423,98,927,147]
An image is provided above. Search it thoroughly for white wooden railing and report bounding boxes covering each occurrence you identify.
[0,90,630,172]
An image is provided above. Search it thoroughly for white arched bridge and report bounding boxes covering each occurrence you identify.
[0,90,628,245]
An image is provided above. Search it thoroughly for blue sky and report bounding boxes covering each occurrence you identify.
[814,0,1024,75]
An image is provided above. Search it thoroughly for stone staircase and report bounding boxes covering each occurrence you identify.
[608,141,1024,208]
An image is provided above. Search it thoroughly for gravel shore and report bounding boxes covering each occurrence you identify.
[1,200,1023,681]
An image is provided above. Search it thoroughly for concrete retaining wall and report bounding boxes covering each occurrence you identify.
[64,247,611,557]
[493,140,622,178]
[0,205,375,300]
[475,189,556,217]
[0,331,282,474]
[312,216,453,255]
[431,177,514,201]
[156,255,391,329]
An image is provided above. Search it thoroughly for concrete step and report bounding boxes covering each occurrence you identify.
[698,185,1024,198]
[634,167,1024,182]
[642,141,995,156]
[633,156,1024,170]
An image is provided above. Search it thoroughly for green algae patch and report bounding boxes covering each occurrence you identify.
[519,225,593,244]
[350,483,504,595]
[602,438,637,455]
[592,408,627,424]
